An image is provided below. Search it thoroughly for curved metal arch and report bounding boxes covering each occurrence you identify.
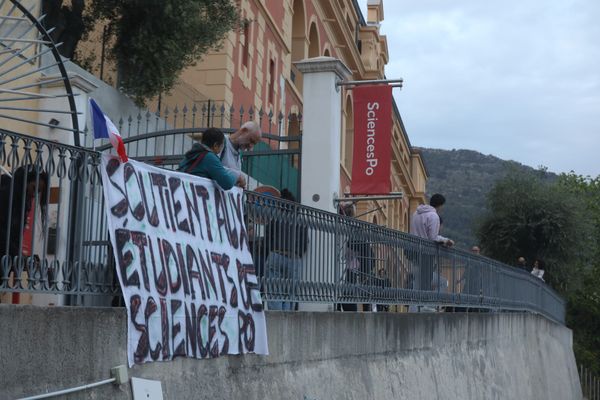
[1,1,80,145]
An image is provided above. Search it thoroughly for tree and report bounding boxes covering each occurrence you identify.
[44,0,241,105]
[43,1,89,60]
[567,266,600,375]
[558,173,600,262]
[476,169,588,289]
[478,170,600,375]
[558,173,600,375]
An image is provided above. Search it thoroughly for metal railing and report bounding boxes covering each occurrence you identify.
[245,191,565,322]
[0,128,117,305]
[0,130,565,323]
[580,365,600,400]
[93,102,303,198]
[84,101,302,148]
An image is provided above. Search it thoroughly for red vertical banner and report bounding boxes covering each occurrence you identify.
[350,85,393,195]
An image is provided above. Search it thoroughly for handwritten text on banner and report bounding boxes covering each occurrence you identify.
[101,155,268,366]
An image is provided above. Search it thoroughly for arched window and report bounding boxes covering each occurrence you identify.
[308,23,320,58]
[288,113,300,134]
[241,21,250,67]
[288,113,301,168]
[291,0,306,64]
[291,0,306,89]
[324,48,331,57]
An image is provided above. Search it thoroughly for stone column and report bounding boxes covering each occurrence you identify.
[293,57,351,312]
[294,57,351,212]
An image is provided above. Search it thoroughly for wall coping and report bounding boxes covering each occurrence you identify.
[294,57,352,80]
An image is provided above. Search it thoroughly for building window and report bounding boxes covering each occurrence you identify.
[242,21,250,67]
[269,59,275,104]
[291,0,306,63]
[308,23,320,58]
[291,0,306,92]
[344,96,354,173]
[346,14,354,34]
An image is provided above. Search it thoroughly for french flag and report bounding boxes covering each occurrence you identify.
[90,98,128,162]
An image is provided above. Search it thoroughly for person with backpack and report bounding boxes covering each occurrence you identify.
[178,128,245,190]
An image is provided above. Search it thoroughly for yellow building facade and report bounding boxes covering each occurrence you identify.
[173,0,427,231]
[76,0,428,231]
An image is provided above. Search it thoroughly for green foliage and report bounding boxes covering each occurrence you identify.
[558,173,600,262]
[44,1,241,105]
[419,148,556,249]
[421,148,600,376]
[90,0,241,105]
[476,170,587,288]
[568,270,600,375]
[42,0,89,60]
[476,169,600,375]
[558,173,600,375]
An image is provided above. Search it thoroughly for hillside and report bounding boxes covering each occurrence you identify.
[417,148,556,249]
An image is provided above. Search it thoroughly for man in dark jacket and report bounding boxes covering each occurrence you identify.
[264,189,308,310]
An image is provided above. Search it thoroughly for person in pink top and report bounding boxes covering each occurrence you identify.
[410,193,454,246]
[409,194,454,297]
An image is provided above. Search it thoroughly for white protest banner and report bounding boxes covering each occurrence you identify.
[100,155,268,366]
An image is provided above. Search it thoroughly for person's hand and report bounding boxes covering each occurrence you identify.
[236,174,246,188]
[445,239,455,247]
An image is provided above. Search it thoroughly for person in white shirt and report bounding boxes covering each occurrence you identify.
[219,121,261,187]
[531,259,545,281]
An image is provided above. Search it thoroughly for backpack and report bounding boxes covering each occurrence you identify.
[181,150,208,173]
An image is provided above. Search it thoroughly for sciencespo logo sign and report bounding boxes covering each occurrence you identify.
[351,85,392,195]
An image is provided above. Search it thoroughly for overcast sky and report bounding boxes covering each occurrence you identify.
[358,0,600,177]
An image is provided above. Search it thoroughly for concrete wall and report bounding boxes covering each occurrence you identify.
[0,306,582,400]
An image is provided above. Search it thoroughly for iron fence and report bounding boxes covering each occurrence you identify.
[0,130,565,323]
[580,365,600,400]
[85,101,302,146]
[93,102,302,198]
[245,191,565,322]
[0,128,117,305]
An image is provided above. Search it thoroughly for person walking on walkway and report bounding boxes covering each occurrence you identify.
[410,194,454,246]
[409,194,454,299]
